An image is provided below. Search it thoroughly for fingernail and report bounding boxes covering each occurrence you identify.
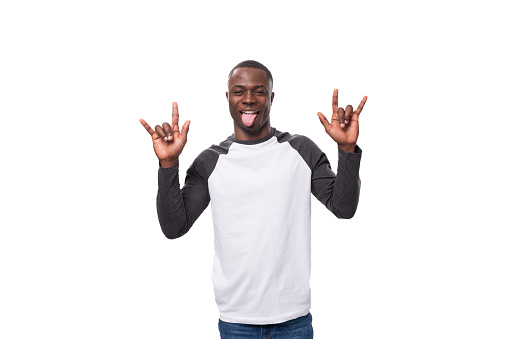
[340,123,345,128]
[345,120,349,124]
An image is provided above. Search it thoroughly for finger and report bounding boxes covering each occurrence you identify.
[171,122,179,134]
[352,96,368,120]
[172,102,179,126]
[332,89,338,115]
[139,119,155,136]
[180,120,191,143]
[162,122,173,141]
[317,112,331,134]
[344,105,353,124]
[331,107,339,124]
[337,107,345,128]
[154,125,166,140]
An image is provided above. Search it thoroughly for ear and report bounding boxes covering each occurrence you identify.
[271,92,275,103]
[225,91,229,101]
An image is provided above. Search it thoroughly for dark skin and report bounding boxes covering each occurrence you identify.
[317,89,368,153]
[226,67,275,141]
[139,102,190,168]
[140,68,367,166]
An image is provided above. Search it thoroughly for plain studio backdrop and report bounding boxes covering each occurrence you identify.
[1,0,507,338]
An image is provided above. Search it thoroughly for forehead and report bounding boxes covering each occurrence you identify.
[228,67,271,89]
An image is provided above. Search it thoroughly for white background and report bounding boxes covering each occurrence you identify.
[1,0,508,338]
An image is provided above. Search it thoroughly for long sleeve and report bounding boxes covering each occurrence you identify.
[310,145,362,219]
[275,132,362,219]
[156,159,211,239]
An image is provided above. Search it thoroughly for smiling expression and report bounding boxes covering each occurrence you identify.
[226,67,274,141]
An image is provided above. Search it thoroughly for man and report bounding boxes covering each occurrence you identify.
[140,60,367,338]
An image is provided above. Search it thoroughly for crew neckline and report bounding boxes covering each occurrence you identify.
[228,128,276,145]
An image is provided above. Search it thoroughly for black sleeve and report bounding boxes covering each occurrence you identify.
[156,158,211,239]
[283,133,362,219]
[310,145,362,219]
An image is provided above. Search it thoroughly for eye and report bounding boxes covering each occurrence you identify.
[255,91,265,95]
[234,90,244,95]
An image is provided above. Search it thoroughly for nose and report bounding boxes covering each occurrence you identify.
[242,91,256,105]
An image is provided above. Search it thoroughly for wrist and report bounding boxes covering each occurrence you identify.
[338,144,356,153]
[160,158,178,168]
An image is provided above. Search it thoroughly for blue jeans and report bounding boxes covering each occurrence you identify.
[218,313,313,339]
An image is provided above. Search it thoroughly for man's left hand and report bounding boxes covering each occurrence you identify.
[317,89,368,153]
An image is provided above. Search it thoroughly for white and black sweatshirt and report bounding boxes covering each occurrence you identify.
[157,128,362,325]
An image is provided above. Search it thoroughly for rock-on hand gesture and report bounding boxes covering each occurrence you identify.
[139,102,191,168]
[317,89,367,153]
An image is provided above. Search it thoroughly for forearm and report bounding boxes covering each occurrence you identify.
[157,163,191,239]
[330,145,362,219]
[311,145,362,219]
[157,161,211,239]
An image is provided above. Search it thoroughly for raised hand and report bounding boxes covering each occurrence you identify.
[317,89,367,153]
[140,102,191,168]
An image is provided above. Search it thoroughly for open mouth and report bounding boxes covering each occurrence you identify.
[240,110,259,127]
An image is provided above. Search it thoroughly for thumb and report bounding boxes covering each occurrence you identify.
[180,120,191,143]
[317,112,330,134]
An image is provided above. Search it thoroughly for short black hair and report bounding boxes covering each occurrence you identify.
[228,60,273,85]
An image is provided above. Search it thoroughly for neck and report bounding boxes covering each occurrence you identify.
[233,122,272,141]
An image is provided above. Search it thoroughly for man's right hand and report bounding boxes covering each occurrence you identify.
[140,102,191,168]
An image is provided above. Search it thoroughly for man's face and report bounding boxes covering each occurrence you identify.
[226,67,274,140]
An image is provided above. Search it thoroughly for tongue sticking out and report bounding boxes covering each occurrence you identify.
[241,113,257,127]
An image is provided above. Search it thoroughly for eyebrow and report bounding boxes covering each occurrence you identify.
[231,85,266,89]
